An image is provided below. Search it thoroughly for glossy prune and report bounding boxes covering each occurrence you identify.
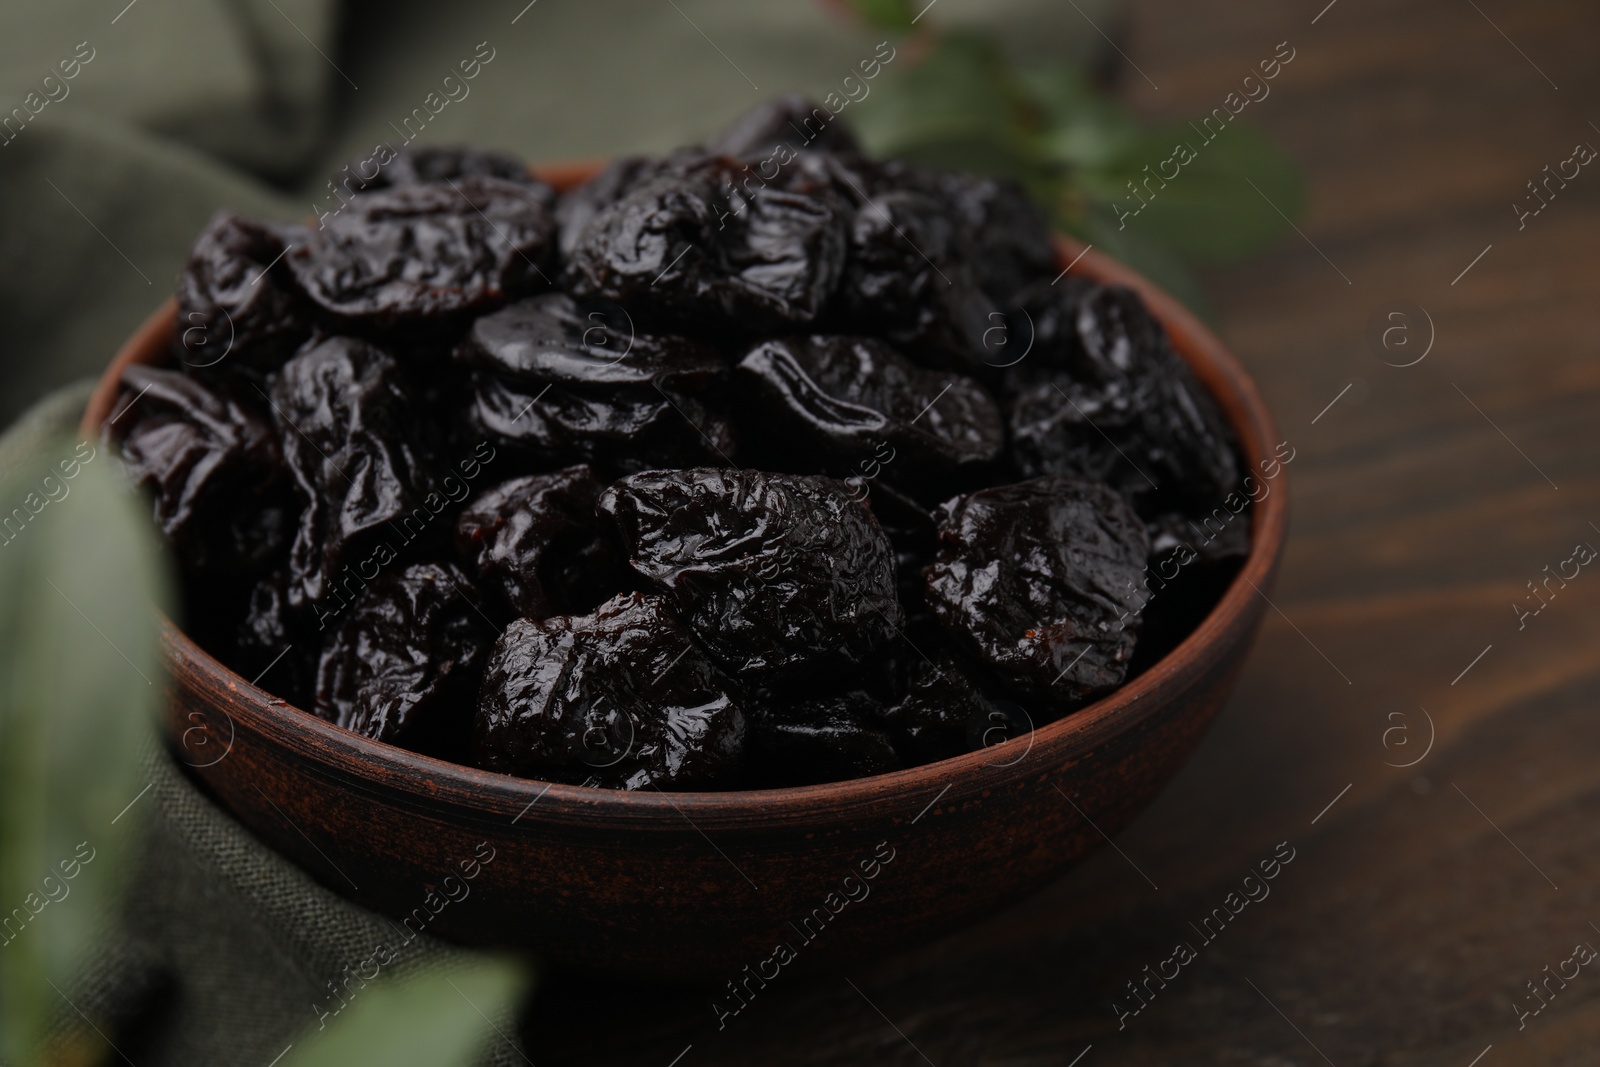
[598,468,903,678]
[1008,285,1240,510]
[564,160,848,333]
[286,177,555,328]
[925,476,1151,700]
[176,212,311,383]
[555,152,699,258]
[745,689,898,787]
[908,166,1056,305]
[454,466,628,621]
[456,293,734,470]
[995,277,1095,385]
[108,365,292,575]
[735,334,1002,496]
[315,562,494,752]
[269,338,435,614]
[831,186,999,372]
[476,593,744,789]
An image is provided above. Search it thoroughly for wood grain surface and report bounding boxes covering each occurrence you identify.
[518,2,1600,1063]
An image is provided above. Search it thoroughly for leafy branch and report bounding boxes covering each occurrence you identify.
[840,0,1306,312]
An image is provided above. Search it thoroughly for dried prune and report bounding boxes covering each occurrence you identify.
[176,212,311,383]
[906,166,1056,305]
[735,335,1001,497]
[703,93,861,159]
[882,657,1033,764]
[925,476,1151,701]
[456,293,734,470]
[454,465,628,621]
[269,338,435,615]
[745,689,898,787]
[286,177,555,328]
[476,593,744,789]
[1008,285,1240,511]
[315,562,494,753]
[830,185,998,372]
[598,468,903,677]
[108,365,292,575]
[555,98,853,267]
[565,160,848,333]
[995,277,1094,385]
[555,152,699,258]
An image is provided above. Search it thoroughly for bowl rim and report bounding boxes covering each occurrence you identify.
[81,160,1286,818]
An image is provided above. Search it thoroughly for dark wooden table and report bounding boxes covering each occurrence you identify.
[525,2,1600,1062]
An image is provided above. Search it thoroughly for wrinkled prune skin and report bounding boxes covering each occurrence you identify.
[342,145,550,198]
[457,294,735,470]
[882,657,1034,764]
[565,159,848,333]
[1008,285,1240,511]
[555,154,691,259]
[109,365,292,575]
[455,466,628,621]
[476,593,744,789]
[910,167,1056,306]
[176,212,311,384]
[703,92,862,158]
[829,185,999,372]
[270,338,435,613]
[598,469,903,678]
[556,99,853,264]
[745,689,898,787]
[736,335,1001,497]
[794,157,1057,371]
[287,177,555,328]
[315,562,494,753]
[925,476,1151,701]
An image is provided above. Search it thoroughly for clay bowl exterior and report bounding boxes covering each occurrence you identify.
[82,163,1286,981]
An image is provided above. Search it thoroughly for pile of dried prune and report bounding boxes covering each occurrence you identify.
[105,96,1253,791]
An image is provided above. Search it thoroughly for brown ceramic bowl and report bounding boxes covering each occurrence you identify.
[82,164,1286,981]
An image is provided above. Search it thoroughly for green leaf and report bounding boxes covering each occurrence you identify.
[281,957,533,1067]
[0,435,171,1064]
[844,0,918,32]
[851,32,1041,179]
[1021,64,1143,170]
[1071,119,1306,264]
